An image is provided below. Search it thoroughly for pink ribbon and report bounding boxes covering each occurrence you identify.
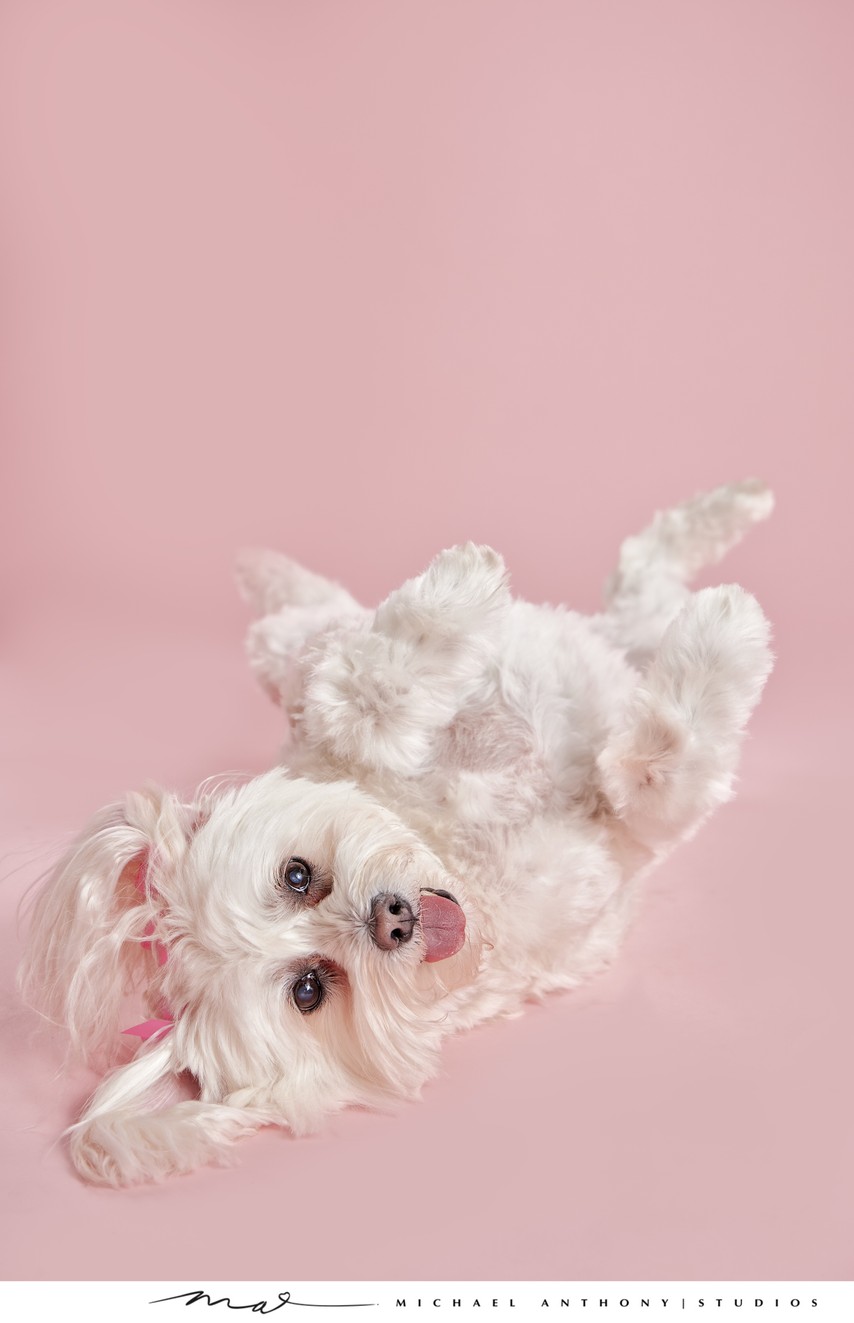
[141,918,168,966]
[122,1017,174,1041]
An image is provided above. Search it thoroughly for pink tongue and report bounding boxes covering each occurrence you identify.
[419,892,466,963]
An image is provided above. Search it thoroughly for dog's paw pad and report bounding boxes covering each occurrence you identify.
[598,716,686,814]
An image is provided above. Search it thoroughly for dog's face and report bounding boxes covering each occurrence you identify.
[160,770,475,1129]
[30,770,477,1142]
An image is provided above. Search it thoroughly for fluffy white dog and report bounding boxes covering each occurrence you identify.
[20,480,773,1186]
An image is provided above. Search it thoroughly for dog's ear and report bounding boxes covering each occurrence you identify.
[68,1036,274,1186]
[18,787,194,1069]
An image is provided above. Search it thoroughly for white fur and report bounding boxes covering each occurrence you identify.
[19,480,774,1186]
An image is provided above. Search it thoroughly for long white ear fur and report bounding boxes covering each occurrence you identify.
[18,788,190,1069]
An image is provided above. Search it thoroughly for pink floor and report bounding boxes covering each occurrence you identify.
[3,555,851,1283]
[2,0,852,1286]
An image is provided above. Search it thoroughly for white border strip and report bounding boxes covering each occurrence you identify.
[0,1281,851,1322]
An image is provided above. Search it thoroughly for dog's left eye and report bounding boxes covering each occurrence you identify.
[280,857,312,894]
[292,970,323,1013]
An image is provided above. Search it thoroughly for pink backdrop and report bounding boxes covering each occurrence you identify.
[1,0,851,1283]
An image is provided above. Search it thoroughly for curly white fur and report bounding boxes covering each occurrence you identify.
[19,480,774,1186]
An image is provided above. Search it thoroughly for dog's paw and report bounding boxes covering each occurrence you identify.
[725,478,775,525]
[429,542,506,587]
[420,543,508,612]
[69,1122,130,1187]
[303,633,440,775]
[598,584,773,837]
[597,714,688,818]
[661,584,774,719]
[375,543,510,646]
[236,549,358,616]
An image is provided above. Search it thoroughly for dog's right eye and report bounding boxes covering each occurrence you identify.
[280,856,312,894]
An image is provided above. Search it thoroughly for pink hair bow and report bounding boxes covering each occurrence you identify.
[123,1017,173,1041]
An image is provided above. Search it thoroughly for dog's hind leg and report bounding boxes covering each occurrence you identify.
[596,480,773,667]
[597,584,773,850]
[235,548,360,618]
[237,549,369,706]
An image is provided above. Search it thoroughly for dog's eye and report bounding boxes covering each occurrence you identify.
[292,970,323,1014]
[281,857,312,894]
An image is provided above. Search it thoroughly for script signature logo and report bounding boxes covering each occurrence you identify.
[151,1288,377,1313]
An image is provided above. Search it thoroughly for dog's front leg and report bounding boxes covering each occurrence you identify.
[302,544,511,775]
[597,584,773,849]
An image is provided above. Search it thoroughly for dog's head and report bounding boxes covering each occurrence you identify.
[21,770,479,1180]
[158,770,476,1125]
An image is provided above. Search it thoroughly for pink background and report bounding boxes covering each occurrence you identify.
[1,0,852,1283]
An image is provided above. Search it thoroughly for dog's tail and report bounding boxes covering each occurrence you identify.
[598,479,773,664]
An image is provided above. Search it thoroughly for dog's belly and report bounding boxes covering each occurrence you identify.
[380,601,638,832]
[289,599,645,1016]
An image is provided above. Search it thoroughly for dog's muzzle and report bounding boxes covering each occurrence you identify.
[369,889,466,963]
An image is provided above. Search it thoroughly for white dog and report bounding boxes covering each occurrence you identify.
[19,480,773,1186]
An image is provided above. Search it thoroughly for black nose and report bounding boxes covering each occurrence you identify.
[370,894,415,951]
